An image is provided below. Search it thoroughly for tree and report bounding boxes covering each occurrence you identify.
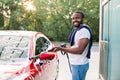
[0,0,40,30]
[0,13,4,29]
[34,0,99,41]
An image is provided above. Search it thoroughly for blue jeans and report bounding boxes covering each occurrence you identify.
[71,63,89,80]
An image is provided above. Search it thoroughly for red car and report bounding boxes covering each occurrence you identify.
[0,30,59,80]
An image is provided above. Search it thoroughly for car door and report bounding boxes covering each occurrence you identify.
[34,36,55,80]
[35,35,59,80]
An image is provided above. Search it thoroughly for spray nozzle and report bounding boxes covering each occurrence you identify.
[60,44,67,48]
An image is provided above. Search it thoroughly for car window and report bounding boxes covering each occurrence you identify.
[35,37,50,56]
[0,35,31,59]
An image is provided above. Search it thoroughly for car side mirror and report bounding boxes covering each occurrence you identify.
[39,52,55,60]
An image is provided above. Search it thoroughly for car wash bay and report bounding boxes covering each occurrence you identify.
[99,0,120,80]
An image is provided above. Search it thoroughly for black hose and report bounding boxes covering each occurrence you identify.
[60,44,72,73]
[48,44,72,73]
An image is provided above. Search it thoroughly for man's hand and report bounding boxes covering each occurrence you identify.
[52,47,60,52]
[48,47,60,52]
[48,48,55,52]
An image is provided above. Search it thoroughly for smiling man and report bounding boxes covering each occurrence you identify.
[53,11,93,80]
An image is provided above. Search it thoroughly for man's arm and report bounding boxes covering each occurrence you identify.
[53,38,89,54]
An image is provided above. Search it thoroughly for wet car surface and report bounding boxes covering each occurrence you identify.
[0,30,59,80]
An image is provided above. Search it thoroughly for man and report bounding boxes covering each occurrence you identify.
[53,11,92,80]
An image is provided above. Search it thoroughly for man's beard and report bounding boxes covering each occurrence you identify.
[74,20,83,27]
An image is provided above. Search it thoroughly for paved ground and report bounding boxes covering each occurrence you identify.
[57,43,100,80]
[86,44,100,80]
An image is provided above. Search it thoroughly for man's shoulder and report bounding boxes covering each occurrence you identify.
[78,24,92,33]
[78,26,90,33]
[80,24,90,29]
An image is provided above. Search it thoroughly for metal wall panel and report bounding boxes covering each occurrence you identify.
[99,41,108,80]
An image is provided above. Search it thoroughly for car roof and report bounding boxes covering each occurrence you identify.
[0,30,43,37]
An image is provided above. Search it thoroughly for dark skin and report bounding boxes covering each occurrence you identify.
[53,12,89,54]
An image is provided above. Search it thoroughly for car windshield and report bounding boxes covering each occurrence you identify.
[0,35,31,60]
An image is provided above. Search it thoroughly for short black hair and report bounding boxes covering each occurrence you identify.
[74,11,85,18]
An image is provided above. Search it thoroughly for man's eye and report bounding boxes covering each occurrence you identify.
[76,17,80,19]
[72,17,80,19]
